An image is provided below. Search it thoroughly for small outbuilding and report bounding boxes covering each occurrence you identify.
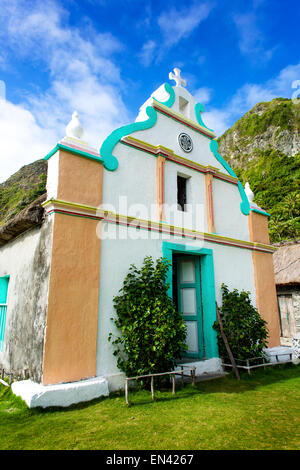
[273,241,300,346]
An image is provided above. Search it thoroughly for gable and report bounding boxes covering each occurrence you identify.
[100,81,250,217]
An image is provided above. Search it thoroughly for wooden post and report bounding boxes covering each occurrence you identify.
[125,379,129,406]
[172,375,176,395]
[151,375,155,401]
[216,302,240,380]
[246,360,251,375]
[181,366,184,385]
[191,369,195,386]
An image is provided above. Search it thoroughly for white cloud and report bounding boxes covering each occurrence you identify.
[0,0,129,182]
[0,99,57,181]
[230,62,300,115]
[201,61,300,136]
[139,40,157,67]
[158,2,214,47]
[201,109,232,137]
[193,87,212,105]
[140,1,214,66]
[233,9,276,61]
[233,12,262,55]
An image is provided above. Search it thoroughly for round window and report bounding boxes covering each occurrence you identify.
[178,133,193,153]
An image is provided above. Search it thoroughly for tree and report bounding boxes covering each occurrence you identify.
[213,284,268,360]
[109,256,187,378]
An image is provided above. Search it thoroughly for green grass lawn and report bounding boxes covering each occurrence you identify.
[1,365,299,450]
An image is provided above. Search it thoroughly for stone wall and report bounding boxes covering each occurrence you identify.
[0,217,53,382]
[293,292,300,332]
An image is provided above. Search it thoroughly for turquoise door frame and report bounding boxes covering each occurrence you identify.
[162,242,219,359]
[177,255,204,359]
[0,275,9,352]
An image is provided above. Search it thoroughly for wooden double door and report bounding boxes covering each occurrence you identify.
[278,294,297,339]
[176,256,205,359]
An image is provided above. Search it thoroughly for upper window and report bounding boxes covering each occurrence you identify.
[0,276,9,352]
[178,96,189,118]
[177,175,188,211]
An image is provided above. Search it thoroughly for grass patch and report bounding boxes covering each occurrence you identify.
[0,365,299,450]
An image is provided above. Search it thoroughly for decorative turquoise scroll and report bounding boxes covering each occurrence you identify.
[152,82,175,108]
[209,139,250,216]
[100,83,175,171]
[194,102,214,133]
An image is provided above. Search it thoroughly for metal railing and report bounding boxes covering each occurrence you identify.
[0,304,7,352]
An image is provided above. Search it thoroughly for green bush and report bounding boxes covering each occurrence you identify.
[213,284,268,360]
[109,256,187,378]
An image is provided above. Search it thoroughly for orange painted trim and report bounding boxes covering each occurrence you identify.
[249,212,280,347]
[42,149,103,385]
[205,173,216,233]
[252,251,281,347]
[57,149,103,207]
[43,199,276,254]
[249,211,270,245]
[156,155,166,221]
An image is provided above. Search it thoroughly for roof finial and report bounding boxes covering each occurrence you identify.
[245,182,254,203]
[66,111,84,140]
[169,68,187,88]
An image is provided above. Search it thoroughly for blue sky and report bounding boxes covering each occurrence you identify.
[0,0,300,181]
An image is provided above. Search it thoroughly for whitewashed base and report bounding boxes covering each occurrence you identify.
[11,376,109,408]
[102,358,223,392]
[176,357,223,378]
[103,372,126,392]
[264,346,295,363]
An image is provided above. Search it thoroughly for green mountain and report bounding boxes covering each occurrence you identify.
[218,97,300,243]
[0,160,47,228]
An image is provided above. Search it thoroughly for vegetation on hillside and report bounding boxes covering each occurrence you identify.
[218,98,300,243]
[235,150,300,242]
[221,98,299,141]
[0,160,47,228]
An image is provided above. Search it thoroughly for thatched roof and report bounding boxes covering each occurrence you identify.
[0,194,46,247]
[273,241,300,286]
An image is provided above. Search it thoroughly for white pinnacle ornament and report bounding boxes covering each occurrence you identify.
[66,111,84,140]
[245,182,254,203]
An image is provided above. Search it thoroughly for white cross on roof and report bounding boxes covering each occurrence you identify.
[169,68,187,88]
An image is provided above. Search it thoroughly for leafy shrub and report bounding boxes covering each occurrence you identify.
[109,256,187,378]
[213,284,268,360]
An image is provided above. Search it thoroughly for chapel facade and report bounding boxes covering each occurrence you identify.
[0,70,281,406]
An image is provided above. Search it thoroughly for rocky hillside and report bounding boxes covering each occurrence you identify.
[0,160,47,228]
[219,98,300,167]
[218,98,300,243]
